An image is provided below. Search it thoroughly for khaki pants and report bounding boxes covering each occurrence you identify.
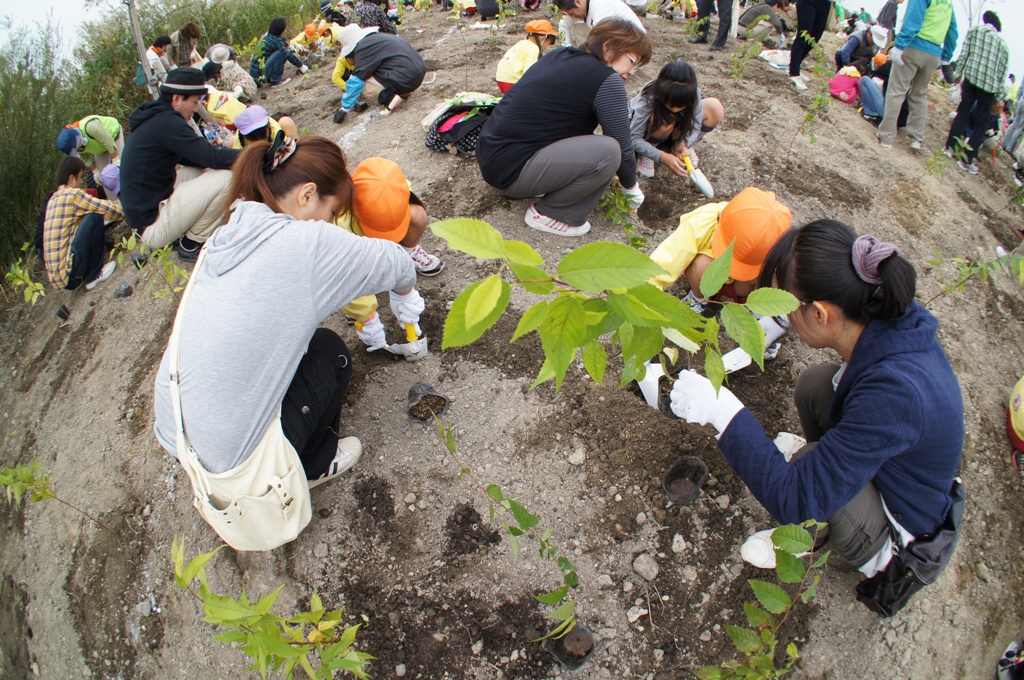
[877,46,941,146]
[91,130,125,175]
[557,16,591,47]
[362,77,384,103]
[744,20,773,42]
[140,167,234,249]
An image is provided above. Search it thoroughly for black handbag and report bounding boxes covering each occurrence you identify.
[855,479,966,618]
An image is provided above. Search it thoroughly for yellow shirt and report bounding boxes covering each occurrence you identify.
[332,56,355,91]
[496,39,541,84]
[648,202,727,290]
[205,89,248,125]
[232,118,283,149]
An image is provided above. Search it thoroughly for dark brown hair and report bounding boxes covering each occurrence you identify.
[56,157,86,185]
[180,22,201,40]
[228,136,353,216]
[581,18,652,68]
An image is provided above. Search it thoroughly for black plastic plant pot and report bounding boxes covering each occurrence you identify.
[542,623,595,671]
[407,382,450,422]
[56,305,70,321]
[662,455,709,506]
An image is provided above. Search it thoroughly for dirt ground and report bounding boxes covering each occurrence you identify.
[2,7,1023,680]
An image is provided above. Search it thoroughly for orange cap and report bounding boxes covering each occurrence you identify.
[317,19,330,35]
[352,158,411,242]
[305,23,317,38]
[872,52,887,69]
[712,188,791,281]
[525,19,557,36]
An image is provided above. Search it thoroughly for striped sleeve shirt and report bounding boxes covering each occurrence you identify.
[594,73,638,189]
[956,24,1009,98]
[42,186,123,289]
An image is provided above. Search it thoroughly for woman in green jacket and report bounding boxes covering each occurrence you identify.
[56,115,124,174]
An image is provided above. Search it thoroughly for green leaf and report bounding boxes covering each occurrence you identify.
[212,630,248,644]
[181,545,225,588]
[800,585,817,603]
[538,297,587,389]
[253,630,305,658]
[787,642,799,659]
[606,292,669,326]
[505,522,520,558]
[546,599,576,621]
[745,288,799,317]
[627,283,705,330]
[503,239,544,266]
[812,550,831,568]
[203,593,261,623]
[443,278,512,349]
[486,484,504,503]
[721,303,765,371]
[582,341,607,383]
[465,274,504,328]
[556,556,576,573]
[563,570,579,587]
[705,349,726,392]
[725,624,761,653]
[507,499,540,531]
[700,240,734,298]
[534,586,569,605]
[556,242,666,292]
[662,327,700,352]
[253,586,284,615]
[749,579,792,614]
[508,262,554,295]
[743,603,772,628]
[430,218,505,259]
[774,549,806,584]
[511,300,549,343]
[771,525,814,554]
[531,359,556,389]
[696,667,723,679]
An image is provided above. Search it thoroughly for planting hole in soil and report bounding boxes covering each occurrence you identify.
[663,455,709,506]
[542,623,595,671]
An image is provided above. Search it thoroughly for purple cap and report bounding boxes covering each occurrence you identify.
[235,106,270,135]
[100,164,121,196]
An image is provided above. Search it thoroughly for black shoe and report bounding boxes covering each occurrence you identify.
[333,108,349,124]
[689,36,708,44]
[709,45,725,51]
[354,101,369,112]
[176,240,200,263]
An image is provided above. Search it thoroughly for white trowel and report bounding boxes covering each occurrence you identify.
[683,155,714,199]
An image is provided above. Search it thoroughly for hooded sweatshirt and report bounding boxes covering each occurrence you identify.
[153,201,416,473]
[717,302,963,539]
[119,100,241,232]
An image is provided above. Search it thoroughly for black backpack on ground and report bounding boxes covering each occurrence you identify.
[425,102,498,157]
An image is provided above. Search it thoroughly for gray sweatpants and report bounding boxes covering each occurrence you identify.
[877,46,941,146]
[503,135,620,227]
[791,363,891,568]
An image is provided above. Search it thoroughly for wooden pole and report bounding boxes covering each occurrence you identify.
[730,0,740,38]
[125,0,157,100]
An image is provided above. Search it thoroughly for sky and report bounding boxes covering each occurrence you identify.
[3,0,1023,85]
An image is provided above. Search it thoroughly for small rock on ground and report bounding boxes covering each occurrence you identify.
[633,553,659,581]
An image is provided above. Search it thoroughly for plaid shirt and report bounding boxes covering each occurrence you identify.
[356,2,397,34]
[43,186,123,289]
[956,23,1009,98]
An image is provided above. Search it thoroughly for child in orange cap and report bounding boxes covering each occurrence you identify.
[495,20,558,94]
[332,157,444,350]
[648,187,792,353]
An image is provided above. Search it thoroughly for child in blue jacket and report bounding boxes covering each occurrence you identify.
[249,18,309,86]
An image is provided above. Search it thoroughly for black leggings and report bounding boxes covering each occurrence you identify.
[280,328,353,480]
[790,0,831,77]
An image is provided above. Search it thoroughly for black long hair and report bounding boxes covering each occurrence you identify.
[639,60,699,144]
[759,220,917,324]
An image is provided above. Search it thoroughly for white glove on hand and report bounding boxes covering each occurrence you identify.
[621,184,645,211]
[390,289,425,331]
[890,48,904,66]
[759,315,789,346]
[670,370,745,434]
[299,64,309,74]
[355,312,387,351]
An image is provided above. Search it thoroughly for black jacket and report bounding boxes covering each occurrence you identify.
[352,33,426,96]
[120,100,240,231]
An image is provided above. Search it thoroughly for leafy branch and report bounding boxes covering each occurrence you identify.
[0,460,119,540]
[110,236,190,300]
[924,246,1024,306]
[434,419,580,640]
[730,22,765,83]
[598,182,646,249]
[172,536,373,679]
[697,521,829,679]
[6,243,46,305]
[785,31,832,162]
[429,218,799,393]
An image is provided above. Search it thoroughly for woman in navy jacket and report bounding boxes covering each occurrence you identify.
[670,220,963,578]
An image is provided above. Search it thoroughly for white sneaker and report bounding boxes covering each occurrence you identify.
[909,141,923,151]
[406,244,445,276]
[957,160,979,175]
[789,75,807,91]
[741,527,811,568]
[637,156,656,178]
[525,203,590,237]
[309,436,363,489]
[682,290,707,314]
[942,147,953,158]
[85,262,116,291]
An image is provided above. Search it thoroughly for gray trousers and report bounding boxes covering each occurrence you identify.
[503,135,620,227]
[877,46,941,146]
[792,363,891,568]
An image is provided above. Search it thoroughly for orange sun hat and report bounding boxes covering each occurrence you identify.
[525,19,557,36]
[712,187,792,281]
[352,157,412,242]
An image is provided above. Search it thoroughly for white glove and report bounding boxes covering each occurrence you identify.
[299,64,309,74]
[621,184,645,211]
[390,289,425,332]
[890,48,903,66]
[670,370,745,434]
[355,312,387,351]
[759,315,789,346]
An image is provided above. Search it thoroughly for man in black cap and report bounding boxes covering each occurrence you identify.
[120,67,241,261]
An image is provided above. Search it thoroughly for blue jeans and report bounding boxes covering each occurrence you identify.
[860,77,884,117]
[264,50,288,84]
[341,75,366,110]
[65,213,106,290]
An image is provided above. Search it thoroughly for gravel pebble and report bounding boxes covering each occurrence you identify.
[567,448,586,465]
[672,534,687,554]
[633,554,659,581]
[313,543,329,558]
[626,606,649,623]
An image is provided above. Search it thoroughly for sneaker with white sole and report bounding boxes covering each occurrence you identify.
[942,147,953,158]
[682,290,708,314]
[308,436,362,489]
[957,160,979,175]
[406,244,445,276]
[525,203,590,237]
[637,156,655,178]
[85,262,117,291]
[789,75,807,91]
[740,528,811,569]
[909,141,923,151]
